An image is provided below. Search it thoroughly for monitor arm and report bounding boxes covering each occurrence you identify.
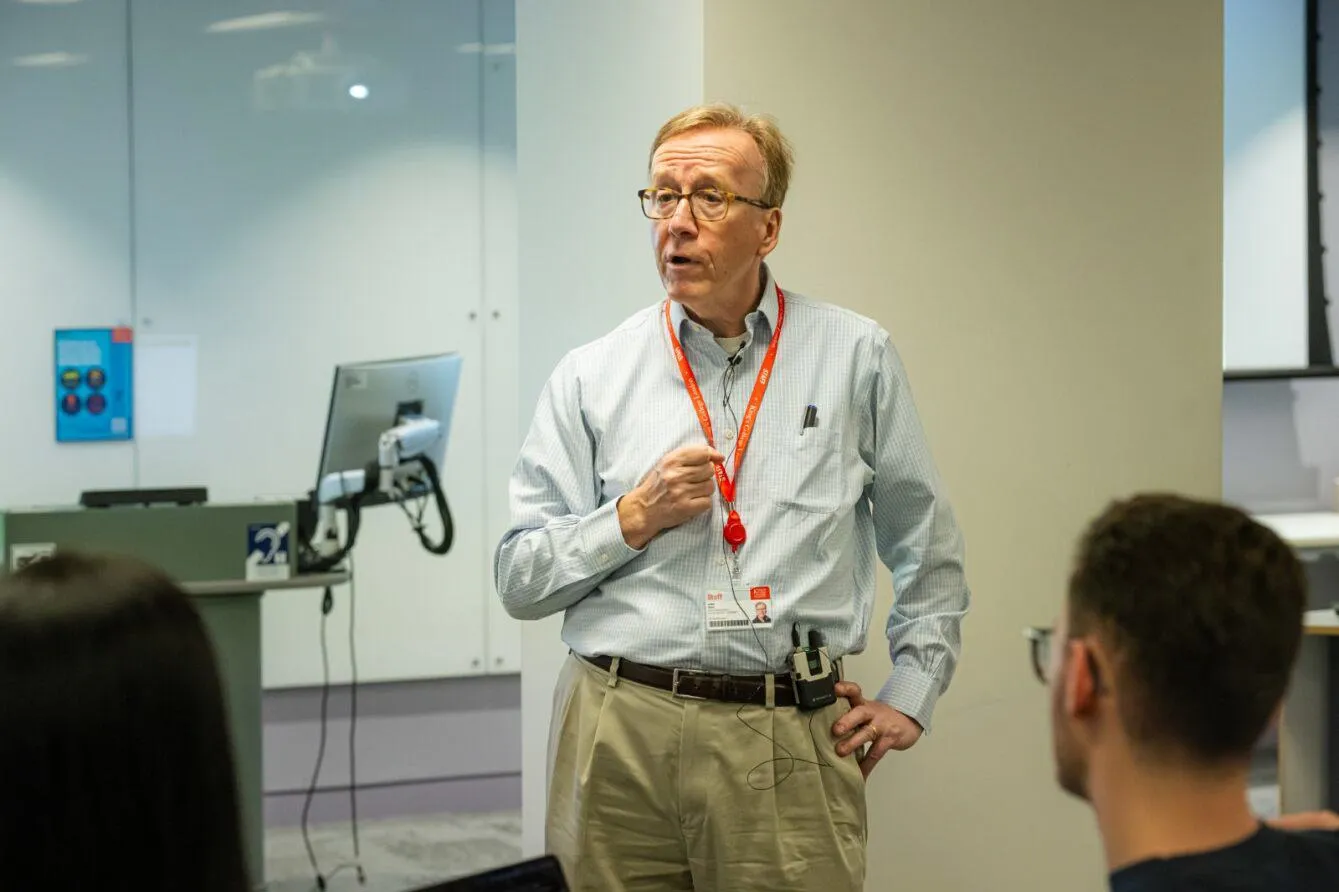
[305,415,453,568]
[377,416,440,493]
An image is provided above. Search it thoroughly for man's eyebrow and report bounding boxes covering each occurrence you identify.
[650,170,726,191]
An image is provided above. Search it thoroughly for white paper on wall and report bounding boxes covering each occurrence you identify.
[135,335,198,438]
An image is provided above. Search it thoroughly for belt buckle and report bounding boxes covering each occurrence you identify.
[671,668,711,700]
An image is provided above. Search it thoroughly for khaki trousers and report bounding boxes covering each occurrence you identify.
[546,654,868,892]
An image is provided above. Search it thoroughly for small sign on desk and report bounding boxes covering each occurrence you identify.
[9,542,56,572]
[246,522,292,582]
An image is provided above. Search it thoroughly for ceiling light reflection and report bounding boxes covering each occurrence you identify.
[206,11,326,34]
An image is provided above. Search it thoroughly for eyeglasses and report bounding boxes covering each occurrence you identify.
[638,187,774,222]
[1023,625,1106,691]
[1023,626,1055,683]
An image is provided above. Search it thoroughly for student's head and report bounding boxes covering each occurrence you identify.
[0,552,249,892]
[1035,494,1305,800]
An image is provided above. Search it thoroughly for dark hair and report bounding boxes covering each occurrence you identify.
[0,552,250,892]
[1068,493,1307,764]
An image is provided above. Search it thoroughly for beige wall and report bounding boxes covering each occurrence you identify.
[705,1,1224,889]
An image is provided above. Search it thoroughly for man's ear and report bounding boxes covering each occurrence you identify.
[758,208,782,257]
[1063,639,1100,718]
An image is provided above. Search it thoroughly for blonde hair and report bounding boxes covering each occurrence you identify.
[649,103,795,208]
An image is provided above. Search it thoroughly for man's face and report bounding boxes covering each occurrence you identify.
[1049,609,1091,800]
[756,602,767,619]
[648,127,781,309]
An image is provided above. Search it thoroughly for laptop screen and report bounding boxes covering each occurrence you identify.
[409,855,569,891]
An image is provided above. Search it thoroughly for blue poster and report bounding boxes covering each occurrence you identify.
[54,327,134,442]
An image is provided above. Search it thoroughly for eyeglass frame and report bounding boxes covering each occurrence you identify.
[637,187,775,221]
[1022,625,1105,691]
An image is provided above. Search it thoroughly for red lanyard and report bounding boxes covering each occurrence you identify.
[663,285,785,550]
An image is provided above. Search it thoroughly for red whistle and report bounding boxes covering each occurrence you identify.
[723,511,747,551]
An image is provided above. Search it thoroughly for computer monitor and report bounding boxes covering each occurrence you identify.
[409,855,569,891]
[315,352,463,509]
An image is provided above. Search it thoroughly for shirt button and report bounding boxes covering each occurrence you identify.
[724,430,735,441]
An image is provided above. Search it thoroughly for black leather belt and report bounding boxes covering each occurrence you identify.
[584,654,799,707]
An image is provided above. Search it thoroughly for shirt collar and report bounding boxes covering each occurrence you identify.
[667,263,779,342]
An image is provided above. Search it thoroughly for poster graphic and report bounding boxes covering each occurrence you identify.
[54,327,134,443]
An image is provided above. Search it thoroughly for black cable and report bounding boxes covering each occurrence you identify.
[722,356,742,469]
[301,494,364,574]
[721,528,833,790]
[739,706,833,790]
[716,355,833,791]
[410,455,454,555]
[412,473,430,527]
[301,587,336,890]
[299,578,366,889]
[392,465,447,558]
[1306,0,1334,366]
[400,475,430,530]
[719,519,767,666]
[346,555,366,885]
[719,357,764,659]
[720,531,828,790]
[394,487,427,535]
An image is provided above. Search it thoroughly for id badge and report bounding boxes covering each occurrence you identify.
[705,584,774,631]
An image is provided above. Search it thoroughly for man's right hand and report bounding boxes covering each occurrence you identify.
[617,445,725,549]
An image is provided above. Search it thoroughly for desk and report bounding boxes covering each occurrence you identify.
[0,500,346,888]
[1254,512,1339,555]
[1258,513,1339,812]
[185,572,350,887]
[1280,616,1339,812]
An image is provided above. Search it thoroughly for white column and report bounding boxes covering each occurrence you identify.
[514,0,705,856]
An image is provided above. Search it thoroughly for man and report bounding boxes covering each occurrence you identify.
[753,601,771,624]
[495,103,969,891]
[1031,493,1339,890]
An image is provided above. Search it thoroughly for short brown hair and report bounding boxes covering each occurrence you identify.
[649,102,795,208]
[1068,493,1306,764]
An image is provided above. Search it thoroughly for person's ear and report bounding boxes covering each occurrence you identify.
[758,208,782,257]
[1063,639,1100,718]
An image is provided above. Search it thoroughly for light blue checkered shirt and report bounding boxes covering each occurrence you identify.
[494,266,970,729]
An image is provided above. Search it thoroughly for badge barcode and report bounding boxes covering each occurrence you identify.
[711,619,750,628]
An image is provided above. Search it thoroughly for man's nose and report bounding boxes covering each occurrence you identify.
[667,197,697,236]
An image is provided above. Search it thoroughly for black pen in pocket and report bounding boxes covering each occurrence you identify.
[801,404,818,433]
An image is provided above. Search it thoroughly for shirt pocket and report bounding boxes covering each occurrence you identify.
[771,426,846,515]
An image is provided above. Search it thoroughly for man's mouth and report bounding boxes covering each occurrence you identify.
[668,255,697,267]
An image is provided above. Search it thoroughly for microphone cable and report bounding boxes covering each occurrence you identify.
[718,349,833,791]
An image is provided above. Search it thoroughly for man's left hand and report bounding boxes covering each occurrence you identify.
[832,680,922,779]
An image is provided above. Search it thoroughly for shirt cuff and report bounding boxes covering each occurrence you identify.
[580,498,643,570]
[875,662,943,734]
